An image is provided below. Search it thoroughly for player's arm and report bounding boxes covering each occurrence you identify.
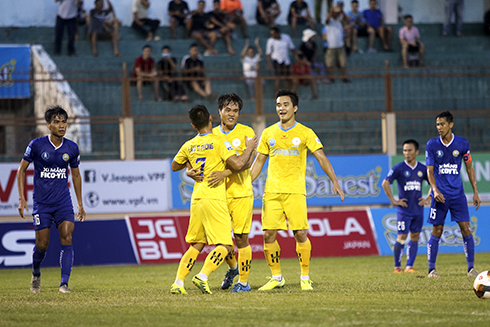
[71,167,86,222]
[250,152,267,182]
[171,160,187,172]
[16,159,30,219]
[464,158,481,210]
[381,179,407,207]
[312,149,344,202]
[225,136,258,171]
[427,165,444,204]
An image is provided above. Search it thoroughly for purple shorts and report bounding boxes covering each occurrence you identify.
[32,202,74,231]
[427,195,469,225]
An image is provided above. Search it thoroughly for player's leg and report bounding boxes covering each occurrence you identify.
[55,205,76,293]
[427,197,448,277]
[405,215,423,272]
[31,226,51,293]
[451,196,477,276]
[393,214,408,272]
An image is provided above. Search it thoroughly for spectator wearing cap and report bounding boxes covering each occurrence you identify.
[298,28,326,79]
[363,0,392,52]
[399,14,424,68]
[323,5,350,83]
[287,0,315,38]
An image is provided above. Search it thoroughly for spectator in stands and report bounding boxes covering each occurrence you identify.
[323,5,350,83]
[188,0,218,56]
[292,54,318,99]
[88,0,122,57]
[131,0,160,41]
[168,0,190,39]
[181,43,217,101]
[240,37,264,100]
[443,0,464,37]
[158,45,189,102]
[399,15,424,68]
[346,0,367,53]
[54,0,80,56]
[485,9,490,36]
[220,0,249,39]
[287,0,315,38]
[86,0,121,39]
[266,27,297,92]
[132,44,161,102]
[208,0,236,55]
[363,0,392,52]
[298,28,326,81]
[74,0,87,41]
[256,0,281,27]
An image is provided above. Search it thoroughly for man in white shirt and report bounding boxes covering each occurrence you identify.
[266,27,297,92]
[54,0,80,56]
[131,0,160,41]
[322,6,349,83]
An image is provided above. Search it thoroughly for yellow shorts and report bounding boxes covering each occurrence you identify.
[186,198,233,246]
[262,193,308,231]
[227,195,254,234]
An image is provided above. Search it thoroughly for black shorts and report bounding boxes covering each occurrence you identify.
[357,26,369,36]
[171,15,186,26]
[273,61,290,76]
[407,43,420,53]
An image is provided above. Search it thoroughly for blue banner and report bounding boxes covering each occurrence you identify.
[171,154,391,209]
[0,45,30,98]
[370,206,490,256]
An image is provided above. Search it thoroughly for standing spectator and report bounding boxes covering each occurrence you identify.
[399,15,425,68]
[266,27,297,92]
[131,0,160,41]
[188,0,218,56]
[485,9,490,36]
[323,6,350,83]
[181,43,217,101]
[240,37,264,100]
[298,28,326,80]
[443,0,465,37]
[157,45,189,102]
[292,54,318,99]
[220,0,249,39]
[256,0,281,27]
[88,0,122,57]
[54,0,80,56]
[287,0,315,38]
[168,0,190,39]
[345,0,367,53]
[131,45,161,102]
[208,0,236,55]
[363,0,392,52]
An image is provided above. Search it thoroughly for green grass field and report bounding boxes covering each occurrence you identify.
[1,253,490,327]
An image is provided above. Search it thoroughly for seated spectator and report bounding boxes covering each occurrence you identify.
[323,6,350,83]
[208,0,236,54]
[363,0,392,52]
[181,43,217,101]
[485,9,490,36]
[298,28,326,79]
[256,0,281,27]
[266,27,297,92]
[88,0,122,57]
[168,0,190,39]
[240,37,264,100]
[345,0,367,53]
[287,0,315,37]
[132,44,161,102]
[220,0,249,39]
[86,0,121,39]
[187,0,218,55]
[399,15,425,68]
[158,46,189,102]
[131,0,160,41]
[292,54,318,99]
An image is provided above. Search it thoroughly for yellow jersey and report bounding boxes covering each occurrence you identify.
[257,122,323,194]
[213,123,255,198]
[174,132,235,201]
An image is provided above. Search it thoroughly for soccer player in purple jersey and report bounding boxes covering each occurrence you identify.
[425,111,481,278]
[382,139,430,274]
[17,106,86,293]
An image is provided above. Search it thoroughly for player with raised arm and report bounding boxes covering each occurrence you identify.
[382,139,430,273]
[250,89,344,291]
[425,111,481,278]
[17,106,85,294]
[170,104,257,294]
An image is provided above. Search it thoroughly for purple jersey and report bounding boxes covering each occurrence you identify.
[425,134,469,199]
[23,136,80,206]
[385,161,428,216]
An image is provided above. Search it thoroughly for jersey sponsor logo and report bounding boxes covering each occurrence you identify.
[40,167,67,179]
[24,146,31,156]
[62,153,70,161]
[292,137,301,146]
[452,150,460,157]
[189,143,215,153]
[417,171,423,177]
[41,152,49,160]
[271,148,299,156]
[404,181,421,191]
[269,138,276,147]
[232,138,241,148]
[438,163,459,175]
[404,171,410,177]
[436,150,444,158]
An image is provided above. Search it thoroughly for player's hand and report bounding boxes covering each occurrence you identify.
[433,189,445,204]
[474,192,481,211]
[186,167,203,182]
[332,182,345,202]
[208,171,227,186]
[77,204,86,222]
[418,196,431,206]
[393,198,408,207]
[245,135,258,149]
[18,198,28,219]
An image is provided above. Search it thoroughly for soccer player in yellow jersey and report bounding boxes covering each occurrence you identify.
[170,104,257,295]
[250,89,345,291]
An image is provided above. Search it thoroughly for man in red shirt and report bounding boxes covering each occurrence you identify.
[132,44,162,102]
[292,54,318,99]
[220,0,248,38]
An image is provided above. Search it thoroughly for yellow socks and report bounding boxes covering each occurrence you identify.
[176,246,200,283]
[225,248,238,270]
[296,238,311,277]
[238,245,252,284]
[200,245,229,277]
[264,240,282,276]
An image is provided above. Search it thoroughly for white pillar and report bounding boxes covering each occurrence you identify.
[382,112,397,155]
[119,117,135,160]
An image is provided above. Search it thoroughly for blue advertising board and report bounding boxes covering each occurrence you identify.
[171,154,391,209]
[0,45,31,98]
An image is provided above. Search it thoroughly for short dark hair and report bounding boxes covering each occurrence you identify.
[436,111,453,123]
[162,45,171,51]
[45,106,68,123]
[270,27,280,34]
[213,0,220,3]
[404,14,413,20]
[351,0,358,4]
[218,93,243,112]
[403,139,419,151]
[190,43,199,49]
[276,89,299,108]
[189,105,210,130]
[142,44,152,51]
